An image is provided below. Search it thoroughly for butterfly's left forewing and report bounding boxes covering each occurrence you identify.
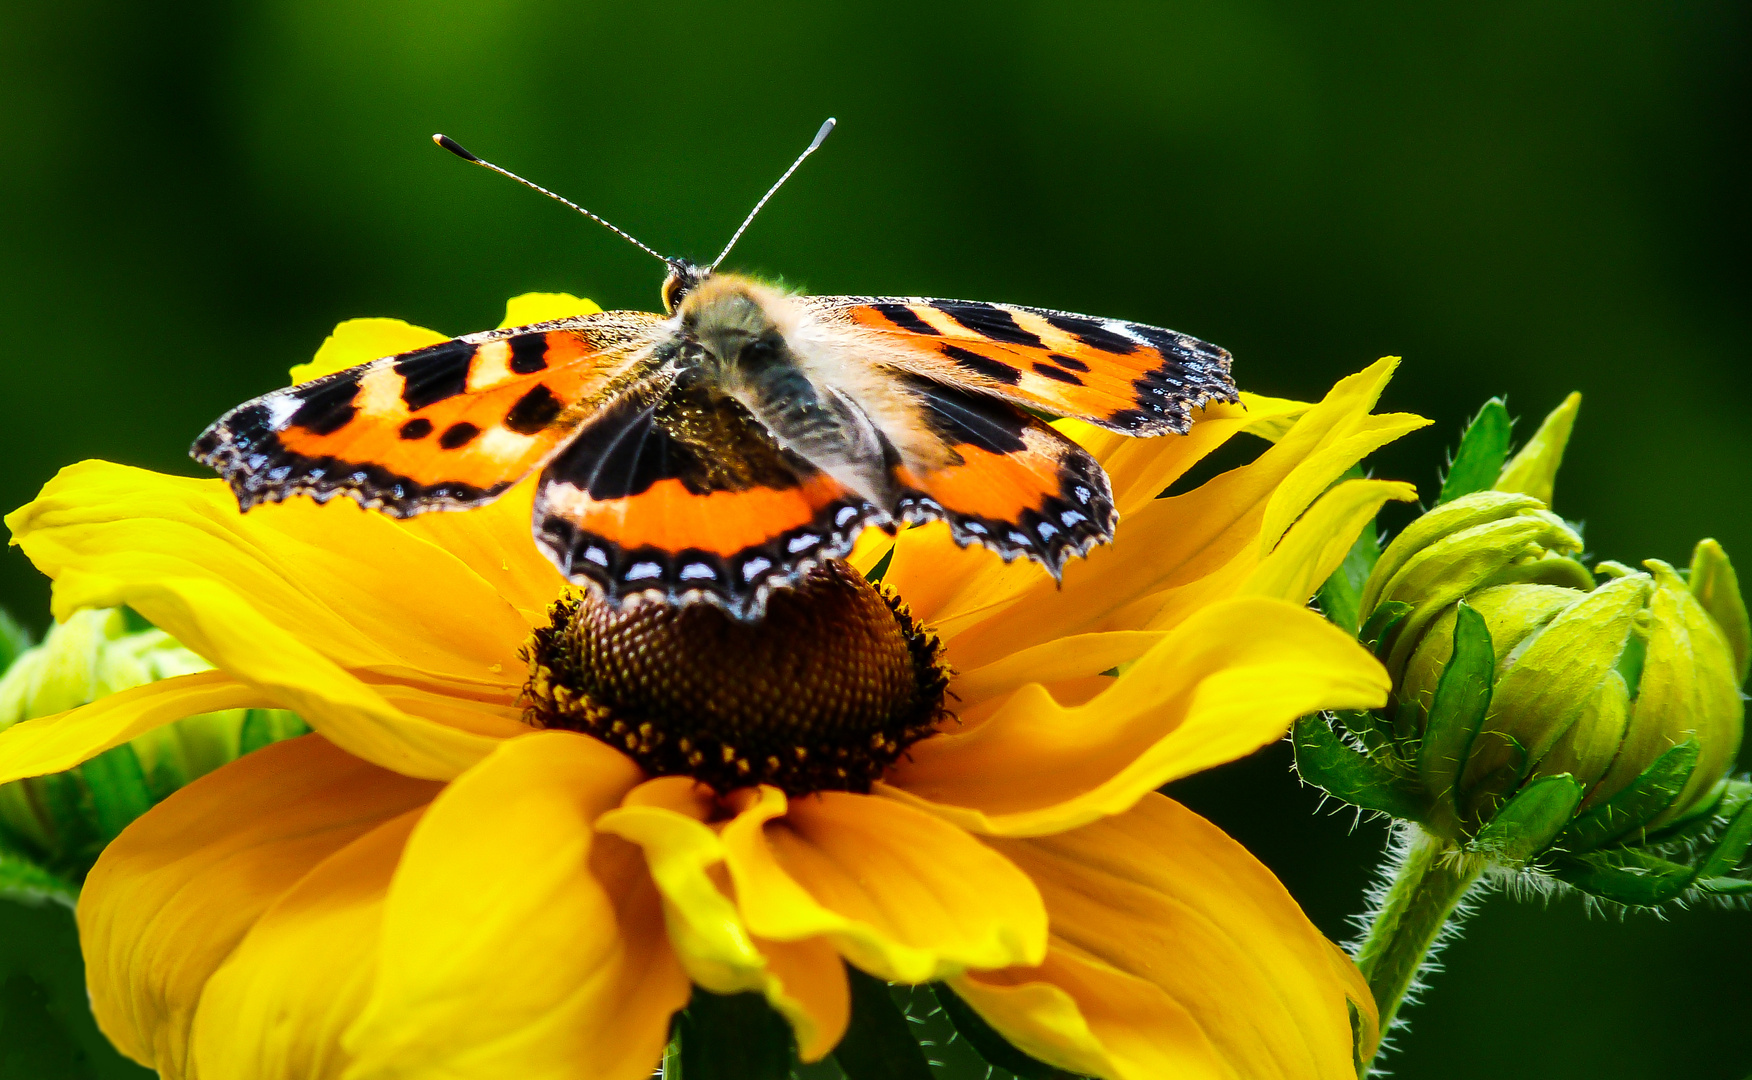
[800,295,1238,436]
[193,312,666,516]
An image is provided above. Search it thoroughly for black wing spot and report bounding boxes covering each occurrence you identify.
[932,302,1046,349]
[288,374,361,436]
[399,418,433,440]
[505,384,563,434]
[440,422,481,449]
[870,303,941,336]
[396,340,475,411]
[1032,362,1083,386]
[1047,352,1089,373]
[941,344,1021,386]
[1041,313,1139,354]
[508,334,550,374]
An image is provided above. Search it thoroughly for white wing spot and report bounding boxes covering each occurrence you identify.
[679,563,717,582]
[584,546,610,567]
[625,562,663,581]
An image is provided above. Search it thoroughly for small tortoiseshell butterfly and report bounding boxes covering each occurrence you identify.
[194,120,1237,620]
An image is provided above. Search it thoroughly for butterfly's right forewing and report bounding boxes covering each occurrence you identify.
[192,312,667,517]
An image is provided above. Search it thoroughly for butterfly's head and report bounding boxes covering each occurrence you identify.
[661,258,709,314]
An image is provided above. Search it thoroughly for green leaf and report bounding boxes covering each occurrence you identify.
[76,744,155,842]
[1359,600,1414,659]
[1469,773,1583,864]
[1416,602,1494,804]
[831,968,933,1080]
[240,710,312,756]
[676,987,795,1080]
[1292,714,1427,820]
[932,983,1086,1080]
[1557,740,1698,853]
[1551,847,1697,906]
[0,899,155,1078]
[1439,398,1513,504]
[0,607,33,674]
[0,851,78,909]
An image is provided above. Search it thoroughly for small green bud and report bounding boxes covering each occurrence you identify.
[0,608,307,894]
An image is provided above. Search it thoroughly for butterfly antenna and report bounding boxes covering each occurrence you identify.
[432,134,669,265]
[709,117,836,271]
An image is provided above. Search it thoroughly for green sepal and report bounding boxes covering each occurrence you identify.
[1292,714,1427,821]
[1416,603,1494,809]
[1316,469,1381,635]
[1645,778,1750,845]
[832,968,933,1080]
[1360,601,1414,659]
[0,607,32,674]
[1335,709,1395,755]
[1438,398,1512,505]
[0,849,79,909]
[932,983,1086,1080]
[1468,773,1583,864]
[240,710,311,756]
[1695,876,1752,896]
[675,986,795,1080]
[1551,847,1698,906]
[77,744,155,842]
[1692,796,1752,881]
[1556,740,1698,854]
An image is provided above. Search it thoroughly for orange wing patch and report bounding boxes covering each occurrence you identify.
[890,375,1115,574]
[193,316,662,516]
[823,296,1237,436]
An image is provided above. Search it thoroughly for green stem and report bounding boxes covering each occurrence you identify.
[1353,829,1483,1072]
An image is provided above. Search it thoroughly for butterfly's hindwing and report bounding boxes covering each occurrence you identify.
[533,374,891,620]
[808,295,1238,436]
[191,314,664,517]
[888,375,1116,574]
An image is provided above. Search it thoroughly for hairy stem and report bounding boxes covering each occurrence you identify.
[1353,829,1484,1072]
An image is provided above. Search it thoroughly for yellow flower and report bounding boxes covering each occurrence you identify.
[1,294,1426,1080]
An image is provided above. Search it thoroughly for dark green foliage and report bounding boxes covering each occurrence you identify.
[832,968,934,1080]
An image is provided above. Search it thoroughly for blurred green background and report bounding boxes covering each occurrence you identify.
[1,1,1747,1077]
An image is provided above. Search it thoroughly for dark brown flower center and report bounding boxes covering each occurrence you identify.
[521,561,950,794]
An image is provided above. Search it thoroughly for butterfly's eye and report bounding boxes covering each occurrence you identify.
[661,260,704,314]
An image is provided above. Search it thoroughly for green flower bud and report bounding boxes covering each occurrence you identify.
[1299,393,1752,903]
[0,608,307,900]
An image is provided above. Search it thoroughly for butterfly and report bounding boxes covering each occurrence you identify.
[193,121,1238,621]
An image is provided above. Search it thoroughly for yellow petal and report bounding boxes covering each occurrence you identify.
[9,462,530,779]
[395,478,568,625]
[0,670,262,785]
[78,736,440,1078]
[938,360,1428,671]
[720,786,1047,984]
[343,731,688,1080]
[1062,393,1311,518]
[886,597,1389,836]
[291,318,448,384]
[951,631,1164,705]
[1241,478,1418,604]
[596,788,851,1062]
[951,948,1219,1079]
[191,807,425,1080]
[497,291,604,328]
[956,794,1374,1080]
